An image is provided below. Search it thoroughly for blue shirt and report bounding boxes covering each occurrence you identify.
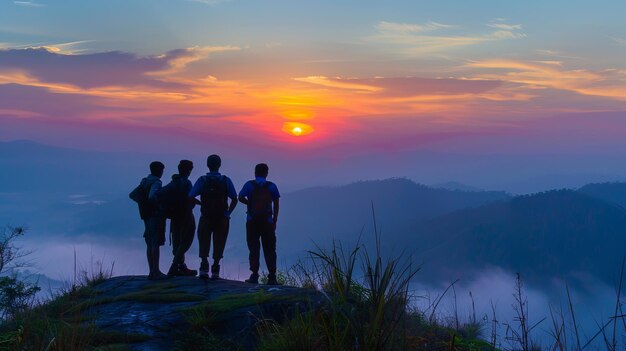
[239,177,280,222]
[189,172,237,199]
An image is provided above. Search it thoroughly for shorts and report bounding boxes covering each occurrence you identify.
[144,216,166,247]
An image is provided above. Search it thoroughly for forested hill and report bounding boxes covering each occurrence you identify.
[278,178,510,250]
[578,182,626,208]
[408,189,626,285]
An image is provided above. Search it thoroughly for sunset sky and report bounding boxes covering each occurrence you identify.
[2,0,626,171]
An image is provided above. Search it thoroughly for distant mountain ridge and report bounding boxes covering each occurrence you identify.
[406,189,626,284]
[431,181,485,192]
[278,178,511,251]
[578,182,626,208]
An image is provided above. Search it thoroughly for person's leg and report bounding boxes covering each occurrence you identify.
[245,221,261,283]
[260,222,277,283]
[150,245,161,274]
[197,216,211,277]
[149,217,167,279]
[178,212,196,265]
[143,220,153,276]
[211,217,229,278]
[168,217,182,275]
[146,247,153,276]
[169,217,195,275]
[197,215,210,260]
[171,217,181,261]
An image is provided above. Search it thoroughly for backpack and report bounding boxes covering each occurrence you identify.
[157,176,188,219]
[200,175,229,217]
[248,181,274,222]
[129,177,157,220]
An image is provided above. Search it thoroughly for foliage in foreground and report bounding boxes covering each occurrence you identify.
[251,239,491,351]
[0,253,138,351]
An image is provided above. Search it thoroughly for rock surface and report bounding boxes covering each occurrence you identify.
[84,276,323,350]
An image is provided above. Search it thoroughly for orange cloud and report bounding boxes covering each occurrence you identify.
[467,59,626,100]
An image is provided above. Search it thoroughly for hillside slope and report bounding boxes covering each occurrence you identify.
[278,178,510,250]
[409,190,626,284]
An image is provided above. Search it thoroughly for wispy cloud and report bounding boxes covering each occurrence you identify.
[489,30,526,39]
[486,21,526,39]
[294,76,381,92]
[613,37,626,46]
[488,23,522,31]
[151,45,240,75]
[376,21,455,33]
[0,46,240,90]
[535,49,582,60]
[31,40,94,54]
[369,20,525,54]
[0,41,93,54]
[467,59,626,100]
[295,76,502,97]
[13,1,45,7]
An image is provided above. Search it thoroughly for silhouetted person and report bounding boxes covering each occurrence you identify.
[159,160,198,277]
[238,163,280,285]
[129,161,167,280]
[189,154,238,279]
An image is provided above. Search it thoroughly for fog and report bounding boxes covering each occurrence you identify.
[410,268,622,349]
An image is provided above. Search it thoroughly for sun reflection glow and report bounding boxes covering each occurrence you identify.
[282,122,314,137]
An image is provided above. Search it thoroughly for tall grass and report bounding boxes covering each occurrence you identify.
[257,207,429,351]
[0,256,125,350]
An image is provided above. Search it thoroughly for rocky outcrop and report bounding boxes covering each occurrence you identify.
[83,276,323,350]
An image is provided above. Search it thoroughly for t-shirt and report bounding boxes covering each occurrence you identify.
[239,177,280,222]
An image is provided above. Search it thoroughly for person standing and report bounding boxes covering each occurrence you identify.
[238,163,280,285]
[189,154,238,279]
[158,160,198,277]
[129,161,168,280]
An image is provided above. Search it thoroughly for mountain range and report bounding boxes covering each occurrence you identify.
[2,140,626,287]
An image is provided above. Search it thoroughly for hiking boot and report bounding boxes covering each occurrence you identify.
[266,273,280,286]
[148,271,168,280]
[167,263,179,277]
[210,264,220,280]
[199,261,209,279]
[178,263,198,277]
[244,272,259,284]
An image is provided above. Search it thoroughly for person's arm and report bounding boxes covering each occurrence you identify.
[238,182,250,205]
[186,180,201,206]
[188,177,203,205]
[272,198,279,225]
[228,197,238,216]
[271,183,280,226]
[226,178,238,216]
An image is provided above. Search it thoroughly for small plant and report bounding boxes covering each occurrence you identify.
[503,273,544,351]
[0,226,40,321]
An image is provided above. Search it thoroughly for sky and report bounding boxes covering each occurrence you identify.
[1,0,626,180]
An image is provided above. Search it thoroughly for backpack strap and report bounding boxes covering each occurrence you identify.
[252,180,271,190]
[205,174,224,182]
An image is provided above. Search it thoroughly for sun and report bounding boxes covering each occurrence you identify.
[291,126,303,136]
[282,122,314,137]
